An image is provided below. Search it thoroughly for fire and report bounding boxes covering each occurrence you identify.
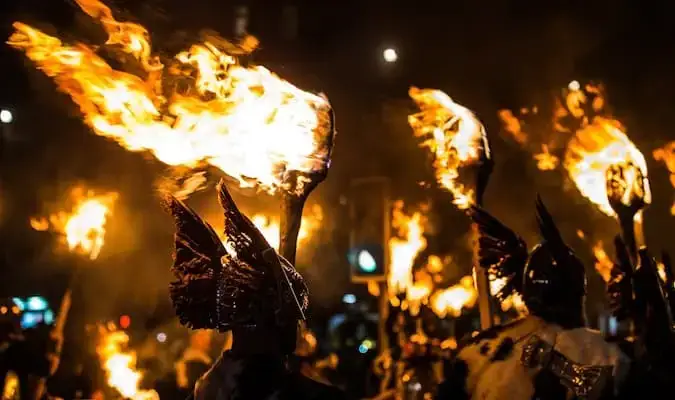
[534,145,559,171]
[387,201,478,317]
[249,204,323,251]
[388,200,427,298]
[408,87,488,209]
[96,325,158,400]
[8,0,331,196]
[430,276,478,318]
[592,241,613,282]
[497,109,527,145]
[560,83,650,219]
[564,117,651,218]
[30,187,118,260]
[653,141,675,215]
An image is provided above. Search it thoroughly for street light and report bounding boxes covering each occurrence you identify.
[382,48,398,63]
[0,109,13,124]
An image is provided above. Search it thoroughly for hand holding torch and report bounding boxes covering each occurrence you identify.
[606,161,650,264]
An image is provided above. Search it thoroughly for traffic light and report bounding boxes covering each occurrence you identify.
[348,177,390,282]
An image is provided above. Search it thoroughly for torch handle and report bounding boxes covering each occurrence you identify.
[619,214,638,267]
[54,289,72,337]
[279,193,306,265]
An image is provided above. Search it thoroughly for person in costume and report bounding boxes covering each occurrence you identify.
[437,196,630,400]
[165,180,344,400]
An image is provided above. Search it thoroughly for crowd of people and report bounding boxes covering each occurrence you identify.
[2,179,675,400]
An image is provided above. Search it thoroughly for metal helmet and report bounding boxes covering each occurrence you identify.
[521,197,587,328]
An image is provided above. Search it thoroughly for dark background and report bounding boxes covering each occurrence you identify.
[0,0,674,328]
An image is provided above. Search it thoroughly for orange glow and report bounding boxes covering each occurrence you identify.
[249,204,323,251]
[119,315,131,329]
[430,276,478,318]
[30,187,118,260]
[408,88,487,209]
[653,141,675,215]
[497,109,527,145]
[592,241,613,283]
[534,144,559,171]
[96,325,158,400]
[387,201,478,317]
[8,0,332,197]
[564,116,651,219]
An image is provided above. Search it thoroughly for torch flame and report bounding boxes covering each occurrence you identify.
[8,0,331,196]
[563,116,651,219]
[30,187,118,260]
[387,201,479,317]
[556,83,651,219]
[96,325,158,400]
[408,88,487,209]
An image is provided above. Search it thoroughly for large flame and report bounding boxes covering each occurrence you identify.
[387,201,478,317]
[408,88,487,209]
[564,116,651,219]
[388,201,427,297]
[498,83,652,218]
[96,325,158,400]
[30,187,117,260]
[8,0,331,196]
[653,141,675,215]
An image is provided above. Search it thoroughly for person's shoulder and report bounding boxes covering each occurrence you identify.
[458,317,528,350]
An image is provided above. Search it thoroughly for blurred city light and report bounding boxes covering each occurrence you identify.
[156,332,167,343]
[44,310,54,325]
[359,338,375,354]
[342,293,357,304]
[357,250,377,272]
[382,48,398,63]
[27,296,48,311]
[119,314,131,329]
[12,298,25,311]
[0,109,13,124]
[568,80,580,91]
[0,306,6,314]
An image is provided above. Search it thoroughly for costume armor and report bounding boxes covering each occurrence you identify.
[437,196,630,400]
[165,180,308,332]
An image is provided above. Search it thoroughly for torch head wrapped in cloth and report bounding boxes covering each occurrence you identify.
[164,182,308,332]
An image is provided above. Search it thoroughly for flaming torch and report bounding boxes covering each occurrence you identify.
[408,87,495,328]
[9,0,335,326]
[8,0,335,262]
[96,324,158,400]
[30,187,118,352]
[559,83,651,262]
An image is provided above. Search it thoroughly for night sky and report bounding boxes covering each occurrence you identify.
[0,0,674,326]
